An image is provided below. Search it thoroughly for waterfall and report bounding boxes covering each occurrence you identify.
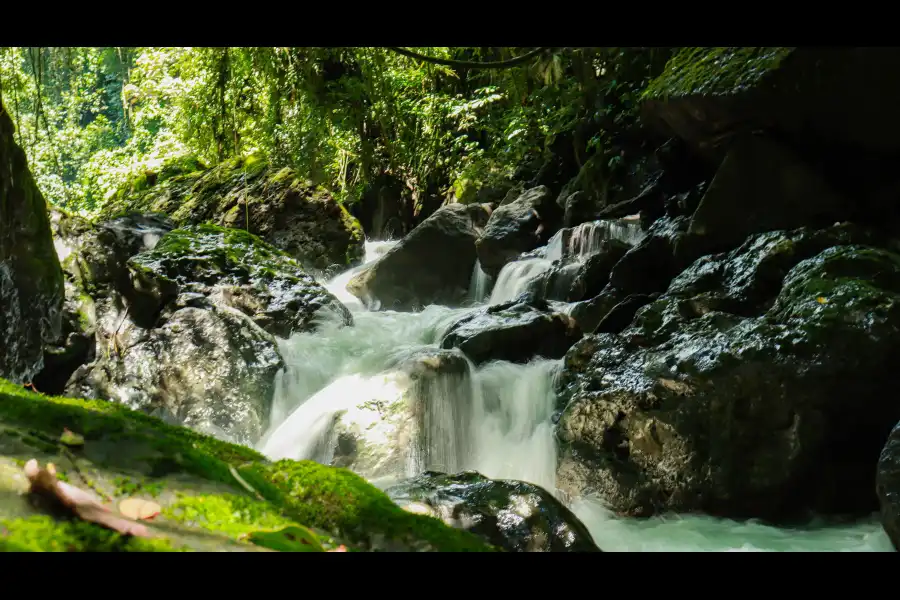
[468,260,493,303]
[256,232,892,553]
[488,259,553,304]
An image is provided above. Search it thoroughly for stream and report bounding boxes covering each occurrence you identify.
[256,225,894,552]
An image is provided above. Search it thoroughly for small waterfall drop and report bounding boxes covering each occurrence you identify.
[488,259,553,304]
[468,260,493,303]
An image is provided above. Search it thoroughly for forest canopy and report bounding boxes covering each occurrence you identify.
[0,47,672,216]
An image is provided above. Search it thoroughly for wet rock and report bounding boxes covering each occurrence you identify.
[128,224,351,338]
[441,299,581,365]
[642,47,900,159]
[102,155,365,270]
[347,203,491,311]
[877,421,900,550]
[567,292,625,334]
[529,238,631,303]
[66,224,349,445]
[66,306,283,446]
[0,104,64,383]
[385,471,601,552]
[684,135,847,257]
[556,237,900,522]
[476,186,562,277]
[606,215,693,296]
[35,210,175,393]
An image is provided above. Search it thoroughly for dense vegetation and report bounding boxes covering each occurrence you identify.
[0,47,672,217]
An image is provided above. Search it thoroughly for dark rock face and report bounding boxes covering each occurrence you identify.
[606,215,693,296]
[34,210,175,394]
[476,186,562,277]
[529,238,632,303]
[641,47,900,160]
[877,421,900,550]
[102,156,366,271]
[65,224,351,446]
[385,471,601,552]
[556,228,900,522]
[440,299,581,365]
[347,203,491,311]
[684,135,847,257]
[0,103,64,384]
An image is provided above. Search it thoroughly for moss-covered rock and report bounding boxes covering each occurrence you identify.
[0,102,65,384]
[556,232,900,522]
[102,155,365,271]
[641,47,900,159]
[128,224,352,337]
[64,224,351,446]
[347,203,492,311]
[386,471,601,552]
[0,379,494,552]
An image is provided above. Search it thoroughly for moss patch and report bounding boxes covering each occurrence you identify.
[642,47,796,100]
[0,380,496,552]
[0,516,183,552]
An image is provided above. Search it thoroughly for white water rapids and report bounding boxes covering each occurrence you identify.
[257,226,893,552]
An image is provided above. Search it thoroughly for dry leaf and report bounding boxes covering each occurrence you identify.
[119,498,161,520]
[23,459,151,538]
[816,296,828,304]
[60,428,85,447]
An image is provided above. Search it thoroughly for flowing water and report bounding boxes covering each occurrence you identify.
[257,229,893,552]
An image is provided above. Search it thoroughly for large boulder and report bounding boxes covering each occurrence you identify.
[386,471,601,552]
[641,47,900,160]
[102,155,365,271]
[476,186,562,277]
[66,305,283,446]
[877,421,900,551]
[261,348,474,481]
[66,225,351,446]
[440,299,581,365]
[0,103,64,384]
[556,228,900,522]
[346,203,492,311]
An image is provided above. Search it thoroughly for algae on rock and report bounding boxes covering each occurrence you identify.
[0,379,494,552]
[102,155,366,271]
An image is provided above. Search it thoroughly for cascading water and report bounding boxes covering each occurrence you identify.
[258,236,892,552]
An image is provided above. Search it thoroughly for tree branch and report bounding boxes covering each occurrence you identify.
[385,47,551,70]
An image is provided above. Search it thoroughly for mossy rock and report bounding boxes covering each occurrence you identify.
[128,224,352,337]
[102,155,365,271]
[641,47,900,159]
[0,101,65,384]
[556,236,900,522]
[0,379,495,552]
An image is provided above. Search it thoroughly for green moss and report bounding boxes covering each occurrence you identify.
[163,493,296,539]
[642,47,796,100]
[0,516,184,552]
[0,381,495,552]
[237,460,496,552]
